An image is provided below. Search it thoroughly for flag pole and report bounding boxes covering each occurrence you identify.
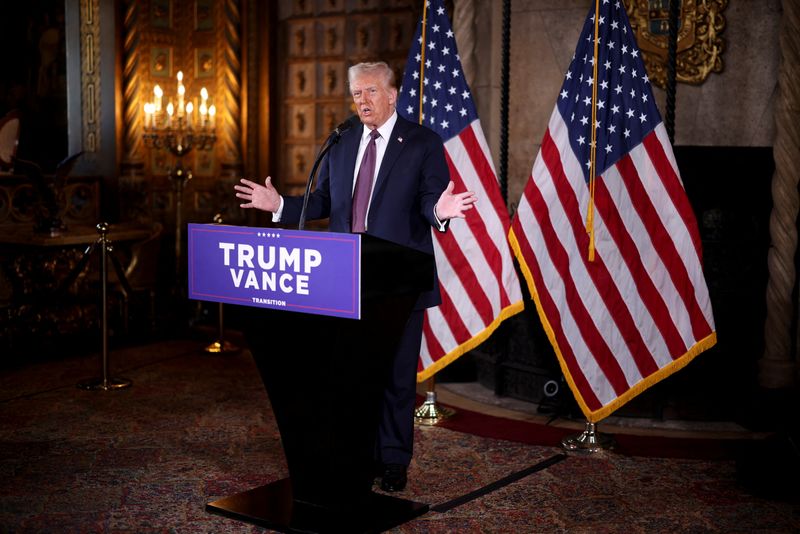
[560,0,614,453]
[413,0,454,425]
[417,0,428,125]
[585,0,600,262]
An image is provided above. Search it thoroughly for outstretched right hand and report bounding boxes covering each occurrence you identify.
[235,176,281,213]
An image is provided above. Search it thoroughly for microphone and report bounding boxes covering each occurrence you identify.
[298,115,360,230]
[330,115,359,139]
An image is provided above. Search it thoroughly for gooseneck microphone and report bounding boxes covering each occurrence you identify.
[298,115,361,230]
[331,115,359,138]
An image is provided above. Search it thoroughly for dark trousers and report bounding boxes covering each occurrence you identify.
[377,309,424,467]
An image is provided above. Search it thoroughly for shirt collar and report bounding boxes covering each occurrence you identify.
[361,110,397,142]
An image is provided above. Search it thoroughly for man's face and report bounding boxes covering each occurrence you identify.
[350,72,397,130]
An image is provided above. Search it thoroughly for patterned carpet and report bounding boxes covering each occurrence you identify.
[1,338,798,533]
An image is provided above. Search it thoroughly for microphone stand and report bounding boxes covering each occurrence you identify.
[298,120,353,230]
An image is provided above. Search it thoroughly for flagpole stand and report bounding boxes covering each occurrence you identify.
[414,378,455,425]
[561,421,614,454]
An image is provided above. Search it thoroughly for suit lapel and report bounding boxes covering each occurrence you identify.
[339,127,361,216]
[371,117,412,204]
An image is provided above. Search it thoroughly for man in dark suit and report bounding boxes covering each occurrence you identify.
[235,61,476,492]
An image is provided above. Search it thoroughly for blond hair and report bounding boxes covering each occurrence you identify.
[347,61,396,89]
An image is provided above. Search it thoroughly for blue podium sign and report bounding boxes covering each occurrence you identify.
[188,224,361,319]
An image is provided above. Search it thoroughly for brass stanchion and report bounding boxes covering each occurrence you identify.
[561,420,614,454]
[203,212,239,354]
[414,377,455,425]
[77,223,132,391]
[204,302,240,354]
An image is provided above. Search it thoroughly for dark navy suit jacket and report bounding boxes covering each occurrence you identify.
[281,114,449,309]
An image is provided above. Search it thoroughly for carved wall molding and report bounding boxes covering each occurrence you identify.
[762,0,800,388]
[219,0,242,168]
[80,0,102,157]
[625,0,727,89]
[123,2,144,162]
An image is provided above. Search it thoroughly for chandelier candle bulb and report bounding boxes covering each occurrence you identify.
[186,101,193,128]
[154,84,163,113]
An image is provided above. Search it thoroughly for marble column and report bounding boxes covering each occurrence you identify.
[761,0,800,388]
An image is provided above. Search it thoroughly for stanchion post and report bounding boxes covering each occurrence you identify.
[203,212,239,354]
[204,301,240,354]
[414,376,455,425]
[77,223,132,391]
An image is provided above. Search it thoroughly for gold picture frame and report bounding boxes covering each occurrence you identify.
[625,0,727,88]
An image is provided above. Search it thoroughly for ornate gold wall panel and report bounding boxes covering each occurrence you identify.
[625,0,727,89]
[121,0,243,177]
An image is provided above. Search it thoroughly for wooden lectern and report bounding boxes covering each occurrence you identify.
[205,234,434,533]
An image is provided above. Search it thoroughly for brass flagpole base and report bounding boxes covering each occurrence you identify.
[414,390,455,426]
[77,377,132,391]
[561,421,614,454]
[204,340,240,354]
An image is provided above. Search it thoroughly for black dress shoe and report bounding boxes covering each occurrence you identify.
[380,463,408,492]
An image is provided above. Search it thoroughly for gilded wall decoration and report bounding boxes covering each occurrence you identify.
[386,13,414,52]
[194,0,213,30]
[288,63,315,98]
[319,61,345,97]
[319,0,345,13]
[353,18,374,53]
[288,20,314,57]
[284,144,314,192]
[320,18,345,56]
[293,0,313,17]
[195,47,214,78]
[319,61,345,96]
[288,103,315,140]
[625,0,727,88]
[150,47,173,77]
[151,0,173,29]
[318,103,351,139]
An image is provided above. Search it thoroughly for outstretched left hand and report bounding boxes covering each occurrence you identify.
[435,181,478,220]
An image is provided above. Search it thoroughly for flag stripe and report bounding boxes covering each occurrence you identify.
[421,312,446,370]
[544,121,663,379]
[444,150,512,311]
[643,131,703,263]
[594,175,689,360]
[616,154,713,344]
[458,125,512,226]
[511,208,605,410]
[538,130,635,397]
[433,214,496,326]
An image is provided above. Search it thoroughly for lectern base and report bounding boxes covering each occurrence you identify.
[206,478,428,533]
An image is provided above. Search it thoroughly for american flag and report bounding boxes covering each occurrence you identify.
[509,0,716,421]
[398,0,523,382]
